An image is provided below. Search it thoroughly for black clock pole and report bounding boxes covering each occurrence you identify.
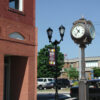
[79,44,89,100]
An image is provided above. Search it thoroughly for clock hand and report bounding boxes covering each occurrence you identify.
[76,28,80,33]
[78,30,80,33]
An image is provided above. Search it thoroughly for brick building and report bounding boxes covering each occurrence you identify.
[61,56,100,79]
[0,0,37,100]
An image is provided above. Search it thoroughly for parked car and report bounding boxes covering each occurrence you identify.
[54,78,70,89]
[44,81,55,89]
[37,78,54,90]
[70,79,100,100]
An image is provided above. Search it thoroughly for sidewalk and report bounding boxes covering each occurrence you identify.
[37,88,70,94]
[37,88,71,100]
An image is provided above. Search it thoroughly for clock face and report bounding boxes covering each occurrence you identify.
[89,25,95,39]
[71,24,85,39]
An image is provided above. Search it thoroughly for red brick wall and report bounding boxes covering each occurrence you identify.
[0,55,4,100]
[0,37,37,100]
[0,0,37,100]
[0,17,36,45]
[0,41,37,100]
[0,39,35,56]
[0,0,35,26]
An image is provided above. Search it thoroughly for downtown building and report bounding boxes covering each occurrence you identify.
[0,0,37,100]
[61,56,100,79]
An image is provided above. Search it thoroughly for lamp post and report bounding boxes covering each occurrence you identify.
[47,25,65,100]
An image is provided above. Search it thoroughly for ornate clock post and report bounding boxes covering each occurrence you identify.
[70,18,95,100]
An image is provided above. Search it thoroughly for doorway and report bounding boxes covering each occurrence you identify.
[3,56,28,100]
[4,56,11,100]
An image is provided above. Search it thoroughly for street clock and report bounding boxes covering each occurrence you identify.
[70,18,95,45]
[71,23,85,39]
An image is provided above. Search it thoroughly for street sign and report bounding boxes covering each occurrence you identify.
[49,48,55,66]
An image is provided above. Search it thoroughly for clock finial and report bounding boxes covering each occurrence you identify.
[80,15,86,20]
[81,15,84,19]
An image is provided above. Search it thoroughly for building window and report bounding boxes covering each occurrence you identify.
[9,32,24,40]
[86,61,98,68]
[9,0,23,11]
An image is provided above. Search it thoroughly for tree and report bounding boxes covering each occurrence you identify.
[93,67,100,78]
[37,44,64,78]
[64,65,79,80]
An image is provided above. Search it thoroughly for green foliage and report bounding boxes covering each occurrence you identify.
[37,44,64,78]
[93,67,100,77]
[73,81,79,86]
[64,66,79,80]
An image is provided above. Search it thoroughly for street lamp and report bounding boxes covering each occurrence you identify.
[47,25,65,43]
[59,25,65,41]
[47,28,53,42]
[47,25,65,100]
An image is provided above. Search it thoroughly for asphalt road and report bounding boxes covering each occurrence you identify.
[37,93,70,100]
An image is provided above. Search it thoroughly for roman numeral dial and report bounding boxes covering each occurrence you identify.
[71,24,85,39]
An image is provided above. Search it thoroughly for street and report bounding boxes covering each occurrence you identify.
[37,93,71,100]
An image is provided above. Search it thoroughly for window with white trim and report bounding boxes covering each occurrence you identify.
[9,0,23,11]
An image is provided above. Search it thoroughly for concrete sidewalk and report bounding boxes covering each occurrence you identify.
[37,88,70,94]
[37,88,71,100]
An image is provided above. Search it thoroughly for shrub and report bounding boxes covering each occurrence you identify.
[73,81,79,86]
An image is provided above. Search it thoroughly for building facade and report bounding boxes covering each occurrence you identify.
[61,57,100,79]
[0,0,37,100]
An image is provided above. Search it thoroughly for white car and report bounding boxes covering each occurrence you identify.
[37,78,54,90]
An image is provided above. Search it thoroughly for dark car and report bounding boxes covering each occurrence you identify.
[70,79,100,100]
[54,78,70,89]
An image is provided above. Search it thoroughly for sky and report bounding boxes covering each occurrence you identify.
[36,0,100,59]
